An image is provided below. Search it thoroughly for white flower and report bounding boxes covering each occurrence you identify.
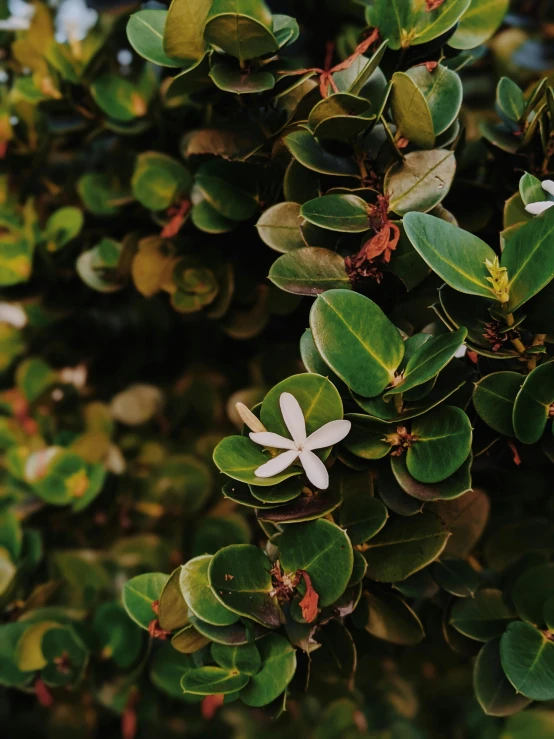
[54,0,98,44]
[525,179,554,215]
[249,392,351,490]
[0,0,35,31]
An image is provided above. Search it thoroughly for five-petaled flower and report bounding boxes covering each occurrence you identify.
[249,392,350,490]
[525,179,554,215]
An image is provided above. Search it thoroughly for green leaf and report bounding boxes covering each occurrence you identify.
[474,638,531,717]
[496,77,525,123]
[512,361,554,444]
[150,643,195,699]
[260,373,343,457]
[502,207,554,312]
[450,0,509,50]
[122,572,169,629]
[386,150,456,216]
[44,207,83,251]
[450,588,515,641]
[308,93,374,140]
[391,72,435,148]
[391,452,473,501]
[500,621,554,701]
[473,371,522,437]
[204,0,278,65]
[363,511,450,582]
[278,520,353,606]
[269,248,352,296]
[432,558,480,597]
[405,64,463,136]
[384,328,467,399]
[163,0,211,62]
[403,212,496,298]
[300,194,370,233]
[511,563,554,627]
[189,614,269,646]
[132,152,191,211]
[90,74,148,123]
[519,172,547,207]
[407,406,472,484]
[343,414,393,460]
[180,555,240,626]
[369,0,470,50]
[500,711,554,739]
[157,567,189,632]
[300,328,345,389]
[239,633,296,707]
[250,478,304,504]
[256,203,305,253]
[0,238,34,286]
[210,62,275,93]
[213,435,301,486]
[359,587,425,645]
[284,130,359,177]
[171,624,210,654]
[256,486,342,524]
[181,665,249,695]
[194,161,258,222]
[208,544,282,627]
[126,10,184,67]
[211,642,261,675]
[340,496,388,545]
[310,289,404,398]
[93,603,143,669]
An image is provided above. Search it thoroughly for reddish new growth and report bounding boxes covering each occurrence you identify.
[425,0,446,10]
[482,320,522,353]
[147,600,171,640]
[345,194,400,284]
[270,560,319,622]
[161,198,191,239]
[53,652,72,675]
[279,28,380,99]
[385,426,419,456]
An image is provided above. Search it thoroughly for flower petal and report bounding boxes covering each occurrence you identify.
[249,432,297,450]
[254,449,299,478]
[280,392,306,446]
[525,200,554,215]
[541,179,554,197]
[299,450,329,490]
[304,419,351,451]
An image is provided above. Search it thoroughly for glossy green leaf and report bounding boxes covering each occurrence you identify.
[208,544,282,627]
[450,589,515,641]
[213,435,301,486]
[386,150,456,216]
[512,361,554,444]
[407,406,472,484]
[342,414,393,460]
[126,10,184,67]
[278,520,353,606]
[210,62,275,93]
[132,152,191,211]
[363,511,450,582]
[182,665,249,695]
[360,588,425,645]
[211,642,261,675]
[432,558,479,597]
[122,572,169,629]
[474,638,531,717]
[301,194,369,233]
[157,567,189,632]
[496,77,525,123]
[403,212,496,298]
[391,452,473,501]
[391,72,435,148]
[511,563,554,627]
[269,248,352,296]
[204,0,278,65]
[500,621,554,701]
[450,0,509,49]
[284,130,359,177]
[473,371,522,437]
[256,203,305,253]
[163,0,210,62]
[405,64,463,136]
[384,328,467,399]
[239,633,296,707]
[308,94,374,140]
[180,555,240,626]
[340,496,388,545]
[310,289,404,398]
[502,207,554,312]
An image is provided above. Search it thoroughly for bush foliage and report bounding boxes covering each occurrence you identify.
[1,0,554,736]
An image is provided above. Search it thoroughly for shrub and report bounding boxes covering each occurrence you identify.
[1,0,554,736]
